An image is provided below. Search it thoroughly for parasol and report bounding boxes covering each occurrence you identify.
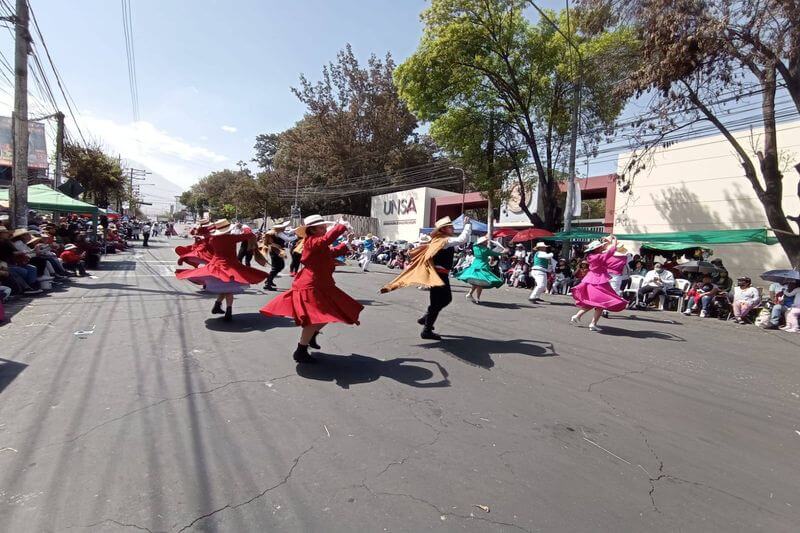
[675,261,720,274]
[510,228,555,243]
[493,228,519,238]
[759,269,800,284]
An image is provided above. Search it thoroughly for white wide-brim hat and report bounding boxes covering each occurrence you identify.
[534,242,549,249]
[418,234,432,244]
[271,221,291,230]
[64,244,78,251]
[476,236,491,245]
[296,214,335,238]
[431,216,454,236]
[584,240,604,253]
[212,218,233,235]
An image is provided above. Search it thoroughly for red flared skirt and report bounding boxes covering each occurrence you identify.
[260,285,363,326]
[175,243,214,268]
[572,281,628,312]
[177,257,267,286]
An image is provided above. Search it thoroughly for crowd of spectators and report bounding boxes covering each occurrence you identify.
[0,212,166,322]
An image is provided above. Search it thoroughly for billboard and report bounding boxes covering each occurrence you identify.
[0,116,49,169]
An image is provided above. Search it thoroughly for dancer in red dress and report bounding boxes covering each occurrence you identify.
[175,219,215,268]
[260,215,363,363]
[176,219,266,321]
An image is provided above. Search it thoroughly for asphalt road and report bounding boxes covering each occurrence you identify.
[1,235,799,532]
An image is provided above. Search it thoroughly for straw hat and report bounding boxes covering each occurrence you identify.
[431,216,454,236]
[212,218,233,235]
[534,242,548,249]
[295,214,334,238]
[26,236,43,246]
[64,244,78,251]
[418,234,432,244]
[476,236,491,245]
[584,240,604,253]
[271,220,290,231]
[11,228,29,239]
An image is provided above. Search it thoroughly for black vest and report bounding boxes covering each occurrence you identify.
[433,246,456,270]
[270,235,286,258]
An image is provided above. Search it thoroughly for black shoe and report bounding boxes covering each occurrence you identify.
[420,329,441,340]
[223,307,233,322]
[293,344,316,364]
[416,316,430,327]
[309,331,321,350]
[761,323,779,330]
[211,302,224,314]
[264,283,277,291]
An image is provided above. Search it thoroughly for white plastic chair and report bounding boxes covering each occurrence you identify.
[623,275,644,306]
[660,278,692,311]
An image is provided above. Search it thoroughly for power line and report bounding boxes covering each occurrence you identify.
[27,0,87,144]
[120,0,140,121]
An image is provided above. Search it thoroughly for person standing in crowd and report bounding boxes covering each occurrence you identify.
[570,236,628,331]
[381,216,471,340]
[358,233,376,273]
[528,242,553,303]
[142,220,152,247]
[457,235,507,304]
[260,215,362,364]
[550,258,573,295]
[637,262,675,309]
[731,276,761,324]
[176,219,264,321]
[262,221,296,291]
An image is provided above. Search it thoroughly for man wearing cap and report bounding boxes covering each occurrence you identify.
[381,216,472,340]
[263,221,297,291]
[528,242,553,302]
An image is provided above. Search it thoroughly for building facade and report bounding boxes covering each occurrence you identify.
[370,187,453,241]
[614,120,800,279]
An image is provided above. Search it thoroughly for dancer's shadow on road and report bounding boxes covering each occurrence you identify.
[420,335,557,369]
[297,354,450,389]
[477,301,526,310]
[598,326,685,341]
[204,313,294,332]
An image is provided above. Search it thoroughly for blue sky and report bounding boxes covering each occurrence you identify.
[0,0,585,205]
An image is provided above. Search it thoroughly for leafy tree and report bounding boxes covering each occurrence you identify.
[62,142,125,209]
[395,0,637,229]
[254,44,439,215]
[582,0,800,265]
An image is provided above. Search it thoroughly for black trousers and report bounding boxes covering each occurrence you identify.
[638,285,666,305]
[423,272,452,329]
[142,231,150,247]
[237,242,253,267]
[266,254,285,286]
[290,251,302,274]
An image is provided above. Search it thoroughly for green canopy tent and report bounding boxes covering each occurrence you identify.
[0,184,99,215]
[544,228,779,246]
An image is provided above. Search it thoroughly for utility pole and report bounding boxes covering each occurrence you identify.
[292,160,301,224]
[54,111,64,187]
[125,166,149,217]
[563,69,582,237]
[11,0,30,229]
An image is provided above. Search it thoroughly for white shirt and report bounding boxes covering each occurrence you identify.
[276,231,297,244]
[444,224,472,249]
[643,269,675,288]
[733,286,760,305]
[513,249,526,260]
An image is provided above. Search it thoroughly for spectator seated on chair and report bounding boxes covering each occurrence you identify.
[763,281,796,330]
[637,262,675,309]
[683,274,718,318]
[731,276,761,324]
[780,284,800,333]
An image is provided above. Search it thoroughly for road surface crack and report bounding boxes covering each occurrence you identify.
[55,374,297,447]
[70,518,161,532]
[174,445,314,532]
[586,367,648,393]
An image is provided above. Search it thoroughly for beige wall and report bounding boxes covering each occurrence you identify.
[614,120,800,284]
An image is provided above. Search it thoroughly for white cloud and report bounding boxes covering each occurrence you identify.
[78,116,228,189]
[199,135,209,141]
[221,125,237,133]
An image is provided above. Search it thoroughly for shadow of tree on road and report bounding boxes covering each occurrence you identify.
[0,358,28,395]
[419,336,558,369]
[297,354,450,389]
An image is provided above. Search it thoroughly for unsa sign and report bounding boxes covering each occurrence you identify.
[383,196,417,216]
